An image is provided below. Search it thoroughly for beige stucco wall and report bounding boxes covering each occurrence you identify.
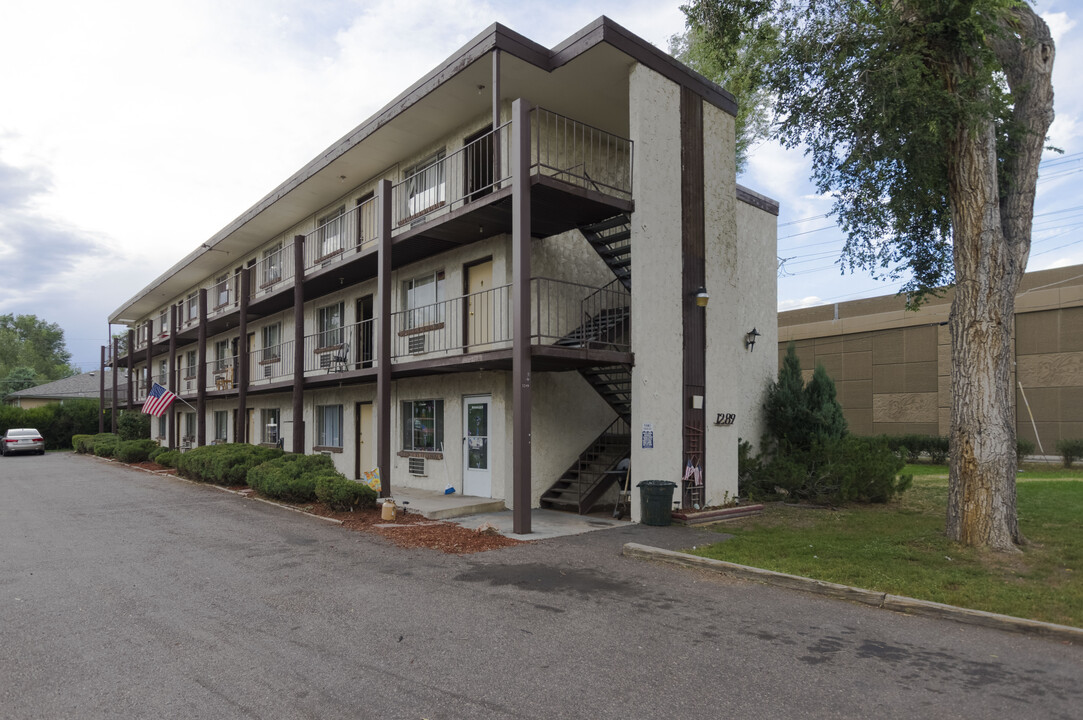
[732,193,779,453]
[628,63,685,520]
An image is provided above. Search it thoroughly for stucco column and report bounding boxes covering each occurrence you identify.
[511,98,532,534]
[376,180,392,497]
[197,288,207,447]
[292,236,305,454]
[237,267,250,444]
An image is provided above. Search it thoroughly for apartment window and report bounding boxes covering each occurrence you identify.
[136,324,147,345]
[214,340,231,372]
[404,151,445,218]
[317,206,345,259]
[184,412,196,440]
[186,292,198,321]
[158,310,169,337]
[261,243,282,286]
[317,302,344,348]
[213,411,228,442]
[261,408,280,445]
[403,271,445,329]
[158,360,168,385]
[158,414,167,439]
[214,274,230,307]
[316,404,343,449]
[261,323,281,362]
[185,350,197,379]
[402,399,443,452]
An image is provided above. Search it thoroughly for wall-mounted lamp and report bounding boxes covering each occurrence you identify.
[745,327,761,351]
[694,286,710,308]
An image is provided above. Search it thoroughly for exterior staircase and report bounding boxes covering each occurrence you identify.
[539,417,630,513]
[579,214,631,290]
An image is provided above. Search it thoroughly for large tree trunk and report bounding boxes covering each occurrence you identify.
[945,6,1054,551]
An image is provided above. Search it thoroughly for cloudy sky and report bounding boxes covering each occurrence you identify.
[1,0,1080,371]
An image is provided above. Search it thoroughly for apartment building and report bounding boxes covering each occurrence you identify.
[103,17,779,531]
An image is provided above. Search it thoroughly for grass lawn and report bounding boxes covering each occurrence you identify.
[690,465,1083,627]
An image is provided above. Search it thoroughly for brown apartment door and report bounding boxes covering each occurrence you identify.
[356,296,374,368]
[464,259,494,351]
[464,125,494,202]
[355,402,374,478]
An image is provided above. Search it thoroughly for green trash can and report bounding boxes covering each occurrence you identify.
[637,480,678,526]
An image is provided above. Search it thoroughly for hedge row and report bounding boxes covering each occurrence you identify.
[881,434,1041,464]
[247,452,377,510]
[175,444,284,486]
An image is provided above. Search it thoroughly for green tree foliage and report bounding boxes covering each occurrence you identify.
[764,344,847,453]
[117,410,151,441]
[0,399,106,450]
[0,315,78,393]
[679,0,1055,550]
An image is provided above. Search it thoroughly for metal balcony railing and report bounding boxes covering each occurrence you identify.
[302,320,376,376]
[251,242,296,300]
[390,284,512,360]
[302,197,378,274]
[250,340,294,385]
[206,356,237,392]
[531,277,631,351]
[392,122,513,228]
[530,108,633,199]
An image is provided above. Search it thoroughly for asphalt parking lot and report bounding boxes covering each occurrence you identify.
[2,452,1080,719]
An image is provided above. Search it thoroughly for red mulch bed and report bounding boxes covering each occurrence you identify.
[306,502,527,554]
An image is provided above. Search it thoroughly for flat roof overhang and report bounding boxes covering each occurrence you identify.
[109,16,732,325]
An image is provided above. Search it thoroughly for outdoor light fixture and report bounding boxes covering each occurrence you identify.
[745,328,761,351]
[694,286,710,307]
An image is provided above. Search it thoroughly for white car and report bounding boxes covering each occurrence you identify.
[1,428,46,456]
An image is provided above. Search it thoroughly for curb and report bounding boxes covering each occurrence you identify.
[622,542,1082,644]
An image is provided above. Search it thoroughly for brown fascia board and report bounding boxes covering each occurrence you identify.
[736,184,780,216]
[109,16,737,324]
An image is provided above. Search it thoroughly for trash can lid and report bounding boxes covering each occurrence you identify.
[636,480,678,488]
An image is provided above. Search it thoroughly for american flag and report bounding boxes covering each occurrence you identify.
[142,382,177,417]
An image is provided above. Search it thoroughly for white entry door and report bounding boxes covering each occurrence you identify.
[462,395,491,497]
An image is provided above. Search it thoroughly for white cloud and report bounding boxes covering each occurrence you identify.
[777,296,825,312]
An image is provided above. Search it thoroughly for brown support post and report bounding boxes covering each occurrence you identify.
[144,320,154,405]
[492,49,501,185]
[126,330,134,410]
[197,289,207,447]
[99,346,106,433]
[376,180,392,498]
[168,304,177,450]
[111,336,119,433]
[292,236,305,454]
[511,98,532,534]
[237,267,250,444]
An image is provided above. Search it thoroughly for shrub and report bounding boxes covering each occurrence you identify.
[176,444,284,485]
[117,411,151,441]
[1055,438,1083,469]
[1016,437,1036,463]
[315,475,377,511]
[247,454,338,503]
[72,434,93,453]
[1,399,105,451]
[928,436,950,465]
[93,434,120,457]
[155,450,180,468]
[115,439,159,463]
[148,446,166,462]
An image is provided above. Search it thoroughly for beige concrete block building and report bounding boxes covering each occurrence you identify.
[778,264,1083,450]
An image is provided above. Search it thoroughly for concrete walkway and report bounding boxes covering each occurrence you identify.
[387,486,631,540]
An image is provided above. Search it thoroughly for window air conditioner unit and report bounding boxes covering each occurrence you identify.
[319,353,332,369]
[408,335,426,354]
[408,457,426,476]
[263,365,273,378]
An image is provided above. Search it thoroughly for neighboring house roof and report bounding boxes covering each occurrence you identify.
[5,370,129,403]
